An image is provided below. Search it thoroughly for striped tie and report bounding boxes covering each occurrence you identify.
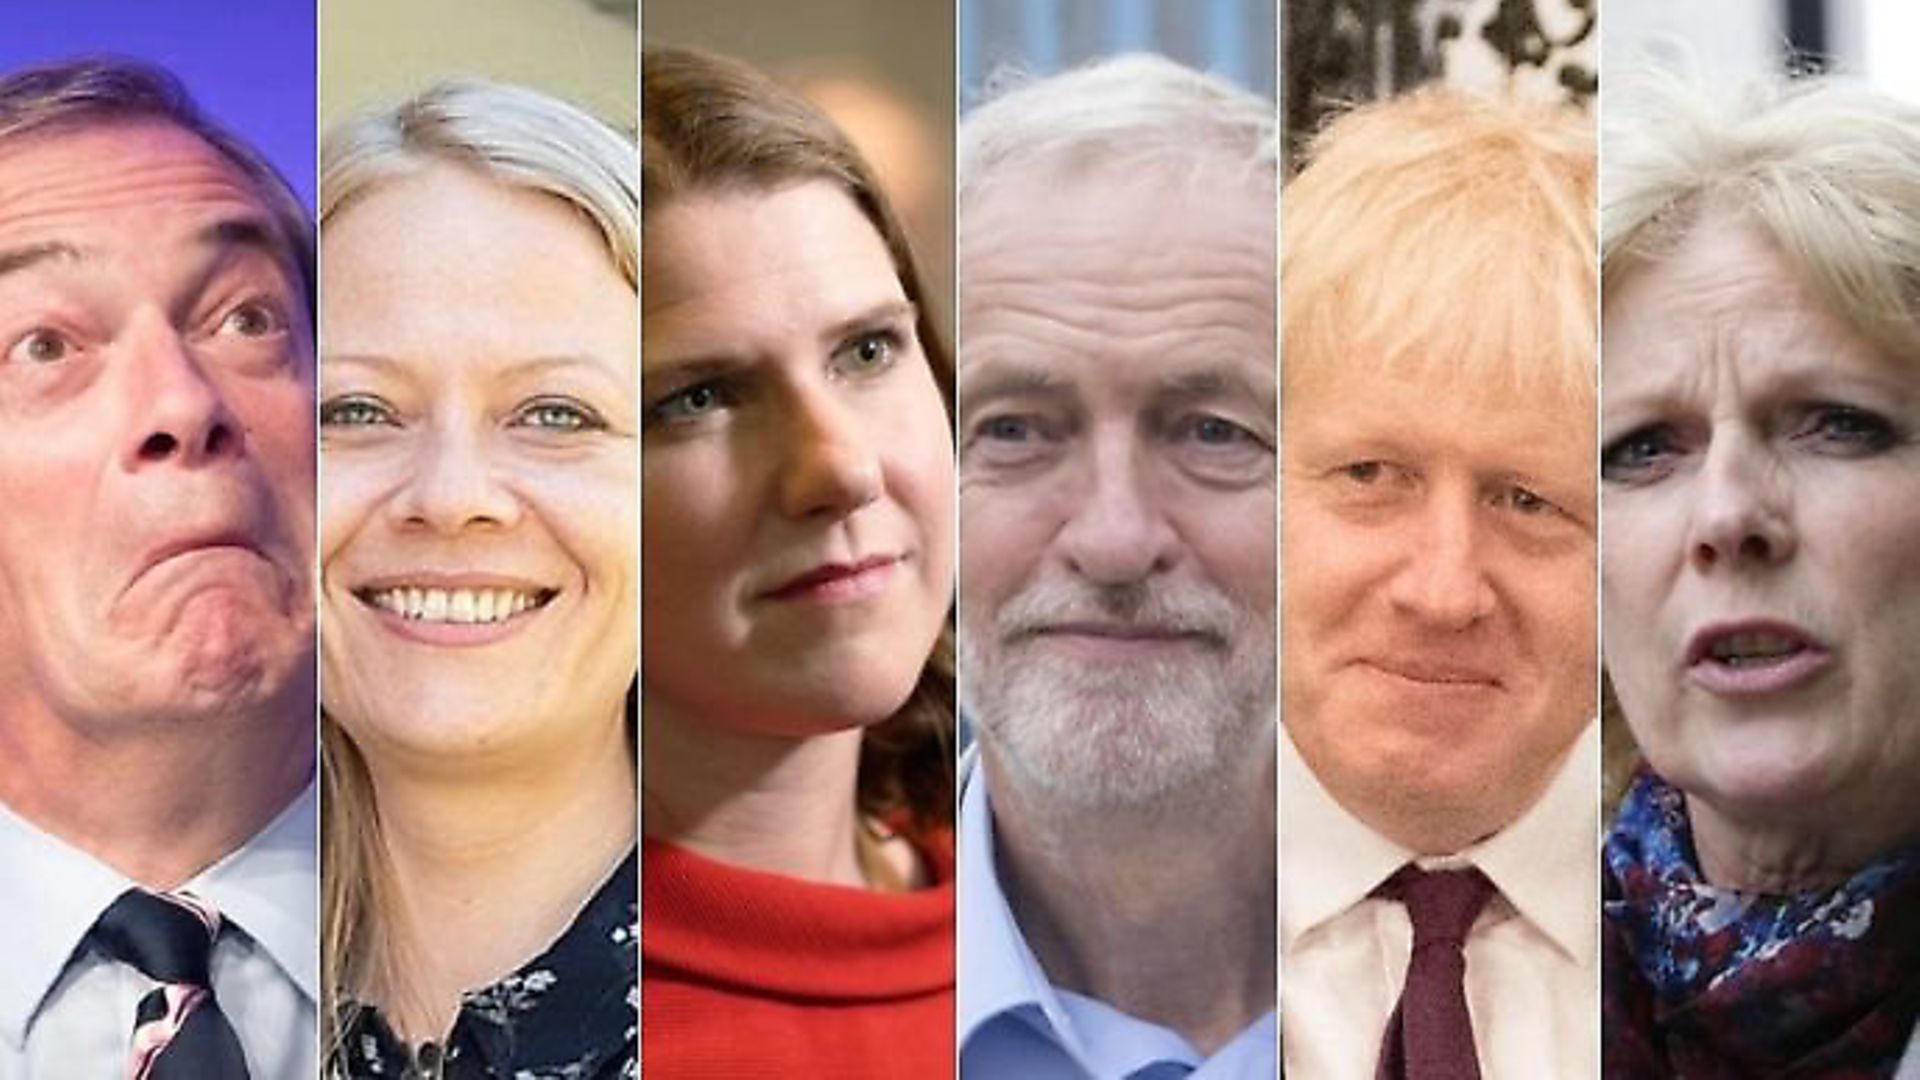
[89,888,252,1080]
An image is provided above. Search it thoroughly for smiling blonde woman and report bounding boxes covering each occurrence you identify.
[317,80,637,1078]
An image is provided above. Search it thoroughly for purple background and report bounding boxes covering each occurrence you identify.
[0,0,316,209]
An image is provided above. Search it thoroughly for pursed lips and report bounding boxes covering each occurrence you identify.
[1357,656,1502,687]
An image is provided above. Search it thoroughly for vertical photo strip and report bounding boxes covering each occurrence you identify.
[1280,1,1600,1077]
[0,1,319,1077]
[318,0,638,1076]
[638,2,958,1077]
[956,2,1280,1077]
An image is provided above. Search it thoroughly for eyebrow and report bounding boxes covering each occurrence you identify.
[0,241,81,282]
[1154,366,1277,416]
[820,298,917,346]
[958,360,1074,420]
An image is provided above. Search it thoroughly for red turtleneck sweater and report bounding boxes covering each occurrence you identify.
[641,833,955,1078]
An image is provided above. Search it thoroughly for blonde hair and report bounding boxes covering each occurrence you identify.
[1283,89,1596,404]
[1603,68,1920,362]
[317,78,635,1065]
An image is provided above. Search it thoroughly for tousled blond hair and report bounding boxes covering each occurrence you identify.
[1284,89,1596,405]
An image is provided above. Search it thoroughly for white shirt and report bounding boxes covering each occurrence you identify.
[1281,724,1598,1079]
[0,781,318,1080]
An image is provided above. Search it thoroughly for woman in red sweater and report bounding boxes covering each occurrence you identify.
[638,46,956,1078]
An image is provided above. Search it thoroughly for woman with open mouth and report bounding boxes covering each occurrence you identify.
[316,81,638,1078]
[638,46,957,1078]
[1600,69,1920,1077]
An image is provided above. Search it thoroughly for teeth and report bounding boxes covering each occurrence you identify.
[1709,632,1803,664]
[365,587,548,624]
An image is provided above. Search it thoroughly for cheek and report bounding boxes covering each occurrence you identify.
[1181,487,1274,612]
[513,456,636,586]
[642,448,751,610]
[958,481,1052,631]
[1281,501,1377,630]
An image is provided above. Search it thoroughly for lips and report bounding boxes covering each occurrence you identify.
[350,573,559,637]
[762,555,901,602]
[1362,657,1500,687]
[135,529,265,582]
[1685,618,1832,696]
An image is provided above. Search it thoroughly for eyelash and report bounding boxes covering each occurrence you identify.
[645,378,737,426]
[513,397,605,432]
[319,394,397,428]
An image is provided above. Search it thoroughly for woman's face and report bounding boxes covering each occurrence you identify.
[320,164,637,764]
[641,181,954,736]
[1602,214,1920,832]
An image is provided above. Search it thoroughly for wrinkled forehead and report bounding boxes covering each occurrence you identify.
[0,119,295,264]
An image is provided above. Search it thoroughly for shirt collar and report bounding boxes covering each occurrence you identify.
[189,778,320,1002]
[0,778,318,1048]
[1280,723,1598,966]
[956,756,1099,1072]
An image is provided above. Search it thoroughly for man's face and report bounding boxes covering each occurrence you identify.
[958,162,1277,807]
[0,121,314,729]
[1282,355,1594,853]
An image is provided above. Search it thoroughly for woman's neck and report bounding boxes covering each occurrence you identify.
[642,701,878,887]
[1689,788,1920,894]
[367,714,636,1044]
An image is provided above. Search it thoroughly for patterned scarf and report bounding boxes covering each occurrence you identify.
[1603,771,1920,1079]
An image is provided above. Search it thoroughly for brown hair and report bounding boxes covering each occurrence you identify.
[642,46,954,833]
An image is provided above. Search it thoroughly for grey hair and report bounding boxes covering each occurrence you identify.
[321,79,636,287]
[0,55,314,321]
[1604,67,1920,361]
[958,52,1276,206]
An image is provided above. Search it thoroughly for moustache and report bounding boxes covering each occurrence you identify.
[994,577,1245,645]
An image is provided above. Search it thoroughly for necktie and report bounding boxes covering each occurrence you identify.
[89,888,252,1080]
[1374,865,1496,1080]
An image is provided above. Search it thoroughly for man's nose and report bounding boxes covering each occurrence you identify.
[120,318,243,470]
[1387,492,1494,630]
[392,419,522,533]
[1688,429,1796,571]
[1054,434,1179,586]
[776,385,882,520]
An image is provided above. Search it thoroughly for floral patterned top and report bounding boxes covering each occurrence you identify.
[336,849,637,1080]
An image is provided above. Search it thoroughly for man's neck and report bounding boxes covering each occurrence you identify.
[0,684,315,889]
[987,751,1277,1055]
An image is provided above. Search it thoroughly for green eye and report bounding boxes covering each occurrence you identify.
[319,395,397,427]
[516,397,605,431]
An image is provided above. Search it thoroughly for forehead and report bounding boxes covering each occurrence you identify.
[322,165,633,383]
[0,119,270,246]
[959,161,1274,391]
[642,181,900,331]
[1288,360,1592,480]
[1604,216,1899,398]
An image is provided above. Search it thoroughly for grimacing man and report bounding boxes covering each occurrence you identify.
[1280,91,1599,1079]
[956,54,1279,1078]
[0,58,316,1078]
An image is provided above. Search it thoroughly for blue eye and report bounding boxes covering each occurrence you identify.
[1800,404,1899,454]
[320,395,397,427]
[1601,424,1680,484]
[977,414,1034,441]
[515,397,603,432]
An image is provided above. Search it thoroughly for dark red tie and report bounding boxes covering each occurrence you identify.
[1374,865,1496,1080]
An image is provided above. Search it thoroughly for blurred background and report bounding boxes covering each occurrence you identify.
[961,0,1277,105]
[644,0,954,329]
[322,0,636,133]
[0,0,316,208]
[1606,0,1920,101]
[1283,0,1594,169]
